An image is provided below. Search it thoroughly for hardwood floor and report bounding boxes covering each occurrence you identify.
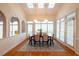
[4,39,77,56]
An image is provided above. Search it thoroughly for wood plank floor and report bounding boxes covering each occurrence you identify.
[4,39,77,56]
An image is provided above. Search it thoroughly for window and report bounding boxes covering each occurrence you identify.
[35,23,41,33]
[35,21,53,35]
[56,20,60,39]
[60,18,65,42]
[10,21,18,36]
[48,23,53,36]
[66,12,75,46]
[28,23,33,36]
[41,23,47,33]
[0,21,3,39]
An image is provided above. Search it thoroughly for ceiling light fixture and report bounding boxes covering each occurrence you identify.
[34,20,38,23]
[38,3,44,8]
[48,3,55,8]
[27,3,33,8]
[42,19,48,23]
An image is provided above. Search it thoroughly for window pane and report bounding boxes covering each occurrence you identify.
[28,24,33,36]
[0,21,3,39]
[67,20,73,46]
[48,23,53,36]
[10,21,18,36]
[60,18,65,42]
[10,24,13,36]
[66,14,74,46]
[35,23,41,33]
[13,25,18,36]
[41,23,47,33]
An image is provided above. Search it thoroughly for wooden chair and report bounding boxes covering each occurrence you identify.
[48,36,52,46]
[48,34,54,46]
[43,34,48,45]
[51,34,54,45]
[29,36,35,46]
[39,36,43,46]
[34,34,40,46]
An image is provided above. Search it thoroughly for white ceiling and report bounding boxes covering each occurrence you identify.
[19,3,63,20]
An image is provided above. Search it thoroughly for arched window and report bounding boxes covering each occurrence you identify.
[0,11,6,39]
[22,21,26,33]
[10,17,19,36]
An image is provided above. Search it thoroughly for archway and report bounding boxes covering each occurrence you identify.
[0,11,6,39]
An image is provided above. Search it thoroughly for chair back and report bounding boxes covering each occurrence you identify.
[43,34,48,41]
[34,35,40,41]
[48,36,52,40]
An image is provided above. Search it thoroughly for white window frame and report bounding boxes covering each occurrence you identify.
[66,12,76,47]
[60,17,65,42]
[56,20,60,39]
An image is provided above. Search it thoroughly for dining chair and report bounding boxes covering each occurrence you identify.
[43,34,48,45]
[29,36,35,46]
[48,36,52,46]
[34,34,40,46]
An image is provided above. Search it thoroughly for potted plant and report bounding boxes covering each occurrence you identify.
[38,29,42,36]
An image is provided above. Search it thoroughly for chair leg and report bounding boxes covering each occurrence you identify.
[30,40,32,45]
[42,41,44,46]
[33,40,36,46]
[48,40,51,46]
[52,40,54,45]
[31,40,34,46]
[39,41,41,47]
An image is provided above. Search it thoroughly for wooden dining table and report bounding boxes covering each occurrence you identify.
[29,34,54,46]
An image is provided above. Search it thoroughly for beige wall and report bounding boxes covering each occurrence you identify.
[0,3,26,37]
[56,3,79,54]
[0,4,26,55]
